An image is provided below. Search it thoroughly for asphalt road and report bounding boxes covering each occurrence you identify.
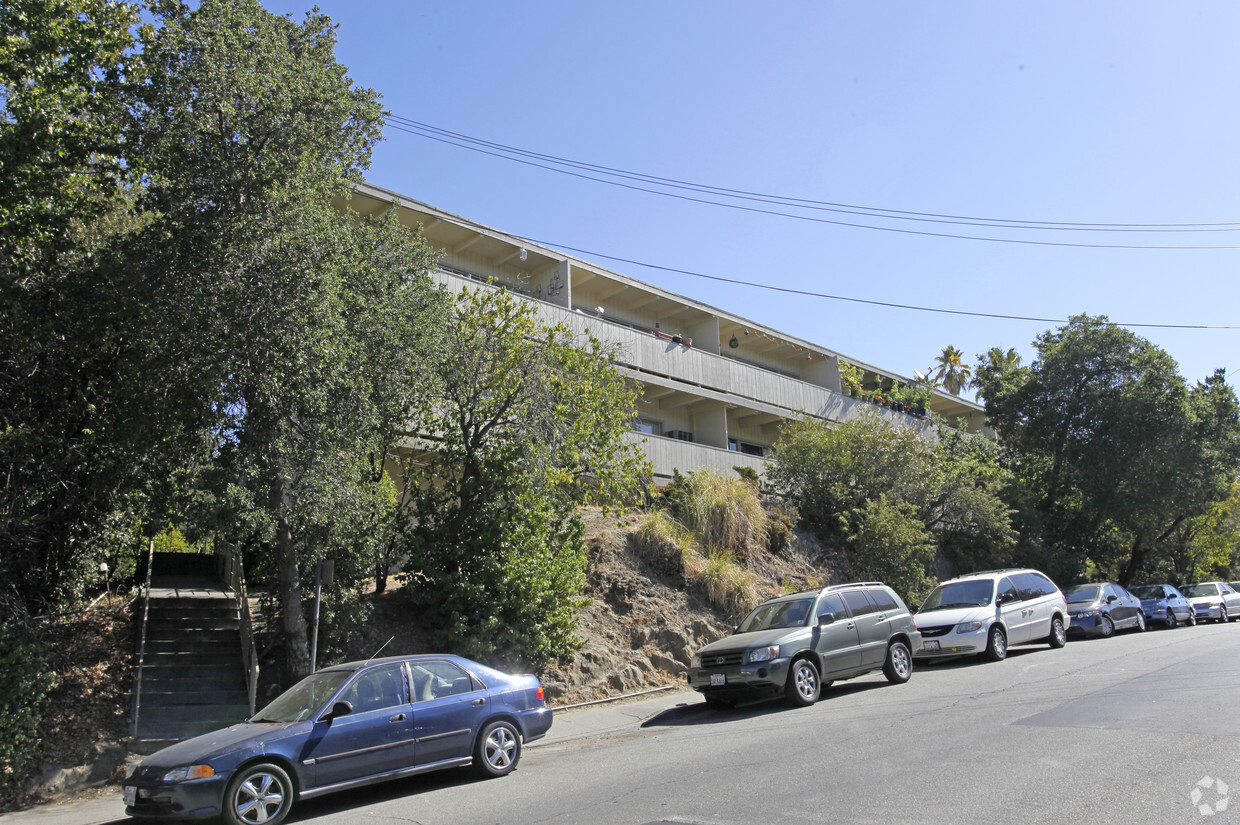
[17,619,1240,825]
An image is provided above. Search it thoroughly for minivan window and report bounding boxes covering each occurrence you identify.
[1014,572,1053,601]
[997,578,1019,604]
[920,579,994,611]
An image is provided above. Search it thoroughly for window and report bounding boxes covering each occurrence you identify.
[841,589,877,617]
[816,593,847,623]
[866,588,899,612]
[727,439,767,456]
[997,578,1019,604]
[634,419,660,435]
[1013,572,1054,601]
[408,661,476,702]
[339,664,408,713]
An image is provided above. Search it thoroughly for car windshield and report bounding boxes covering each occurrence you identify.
[251,670,352,723]
[919,580,993,612]
[1130,585,1166,600]
[1064,585,1101,604]
[1183,584,1219,598]
[737,598,814,633]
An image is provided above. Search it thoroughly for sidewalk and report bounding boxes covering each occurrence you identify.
[2,687,698,825]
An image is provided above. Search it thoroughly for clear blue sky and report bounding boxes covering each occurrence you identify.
[265,1,1239,394]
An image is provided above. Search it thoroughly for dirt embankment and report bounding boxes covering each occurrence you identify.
[13,507,832,805]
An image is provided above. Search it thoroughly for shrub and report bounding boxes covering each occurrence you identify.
[844,495,936,605]
[673,467,766,558]
[0,627,58,790]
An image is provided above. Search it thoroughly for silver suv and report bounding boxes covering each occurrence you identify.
[688,582,922,708]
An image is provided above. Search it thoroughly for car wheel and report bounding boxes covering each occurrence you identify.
[1047,616,1067,648]
[1099,615,1115,637]
[703,695,735,711]
[784,658,821,707]
[474,720,521,778]
[983,625,1007,661]
[1187,610,1197,626]
[1165,610,1178,629]
[1134,612,1146,632]
[223,763,293,825]
[883,641,913,684]
[1223,606,1231,624]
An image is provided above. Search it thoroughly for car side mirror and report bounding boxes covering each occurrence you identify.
[818,613,836,626]
[732,625,740,635]
[1106,595,1117,603]
[323,701,352,720]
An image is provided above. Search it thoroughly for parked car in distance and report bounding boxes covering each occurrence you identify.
[913,568,1069,662]
[688,582,921,709]
[1063,583,1145,637]
[123,655,551,825]
[1129,584,1196,628]
[1182,582,1240,623]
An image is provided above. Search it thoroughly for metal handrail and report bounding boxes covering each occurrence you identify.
[219,551,260,716]
[129,538,156,740]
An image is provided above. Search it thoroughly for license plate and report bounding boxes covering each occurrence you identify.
[710,673,726,686]
[124,786,136,807]
[923,640,940,651]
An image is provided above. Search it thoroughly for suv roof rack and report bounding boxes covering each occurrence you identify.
[823,582,884,591]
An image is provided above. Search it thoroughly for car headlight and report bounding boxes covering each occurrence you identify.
[160,764,216,783]
[954,621,983,634]
[691,653,701,668]
[747,645,780,663]
[1075,609,1100,618]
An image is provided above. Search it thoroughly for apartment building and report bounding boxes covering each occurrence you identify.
[340,182,988,484]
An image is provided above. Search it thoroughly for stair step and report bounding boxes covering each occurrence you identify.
[138,703,250,725]
[139,690,249,708]
[138,674,247,692]
[145,638,239,653]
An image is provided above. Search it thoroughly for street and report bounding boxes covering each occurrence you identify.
[16,620,1240,825]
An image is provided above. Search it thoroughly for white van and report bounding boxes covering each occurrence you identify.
[912,569,1069,661]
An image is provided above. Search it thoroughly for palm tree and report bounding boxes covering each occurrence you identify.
[929,345,973,395]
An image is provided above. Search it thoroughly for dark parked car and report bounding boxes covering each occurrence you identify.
[1063,583,1145,637]
[688,582,921,709]
[1130,584,1196,628]
[123,655,551,825]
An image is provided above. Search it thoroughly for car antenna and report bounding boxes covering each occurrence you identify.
[364,635,395,666]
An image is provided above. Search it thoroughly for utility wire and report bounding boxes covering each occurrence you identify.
[422,209,1238,331]
[384,116,1240,249]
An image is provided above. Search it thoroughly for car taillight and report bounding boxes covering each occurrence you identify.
[536,686,544,702]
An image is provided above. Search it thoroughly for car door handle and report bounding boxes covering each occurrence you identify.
[389,713,406,722]
[472,698,486,706]
[846,623,856,629]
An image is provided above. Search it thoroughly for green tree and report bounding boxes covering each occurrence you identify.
[845,495,935,604]
[399,287,650,669]
[1,0,156,617]
[973,315,1240,585]
[768,413,1015,587]
[127,0,448,679]
[929,345,973,396]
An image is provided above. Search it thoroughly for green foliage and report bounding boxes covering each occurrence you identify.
[973,315,1240,585]
[399,288,650,669]
[929,345,972,396]
[0,626,57,788]
[838,361,864,395]
[0,0,138,270]
[768,412,1016,591]
[844,495,936,605]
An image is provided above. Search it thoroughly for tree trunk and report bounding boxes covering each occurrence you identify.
[271,479,311,680]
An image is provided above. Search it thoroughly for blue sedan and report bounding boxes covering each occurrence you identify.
[1130,584,1196,628]
[123,654,552,825]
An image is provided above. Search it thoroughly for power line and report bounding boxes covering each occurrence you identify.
[383,116,1240,249]
[423,208,1238,331]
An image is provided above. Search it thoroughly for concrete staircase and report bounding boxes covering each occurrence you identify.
[132,554,251,750]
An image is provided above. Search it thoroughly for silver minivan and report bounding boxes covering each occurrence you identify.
[913,568,1070,662]
[687,582,922,709]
